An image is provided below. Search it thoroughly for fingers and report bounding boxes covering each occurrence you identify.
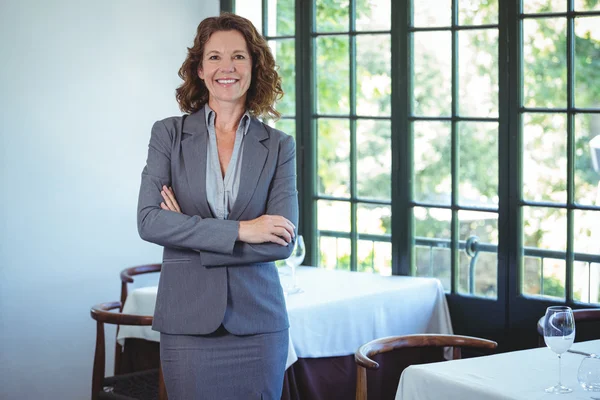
[269,215,295,238]
[268,233,289,246]
[273,226,292,244]
[160,189,177,211]
[161,185,181,213]
[263,215,295,245]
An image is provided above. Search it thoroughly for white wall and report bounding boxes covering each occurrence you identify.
[0,0,219,398]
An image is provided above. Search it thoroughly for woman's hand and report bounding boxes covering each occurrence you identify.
[238,215,296,246]
[160,185,181,213]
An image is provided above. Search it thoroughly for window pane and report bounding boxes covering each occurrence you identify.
[522,257,567,299]
[415,246,451,290]
[458,29,499,118]
[271,118,295,138]
[574,209,600,303]
[317,200,350,232]
[458,122,499,207]
[356,35,391,117]
[236,0,263,34]
[267,0,294,36]
[457,211,498,298]
[523,0,566,14]
[357,120,391,200]
[356,0,390,31]
[356,240,391,275]
[543,259,567,298]
[413,0,451,27]
[574,261,600,304]
[522,256,543,296]
[413,32,452,116]
[319,235,351,270]
[575,0,600,11]
[459,0,499,25]
[357,239,377,273]
[574,16,600,109]
[522,205,568,299]
[414,121,451,205]
[523,113,567,203]
[414,207,451,291]
[575,114,600,205]
[315,0,348,32]
[374,241,392,276]
[316,36,350,114]
[523,206,567,251]
[269,39,295,116]
[574,210,599,255]
[523,18,567,109]
[357,203,391,235]
[317,119,350,196]
[522,205,567,299]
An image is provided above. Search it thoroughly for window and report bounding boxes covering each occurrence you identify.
[518,1,600,303]
[410,2,499,297]
[231,0,600,305]
[314,0,393,275]
[236,0,296,136]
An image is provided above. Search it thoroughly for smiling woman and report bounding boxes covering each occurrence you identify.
[199,30,252,105]
[175,12,283,119]
[137,12,298,400]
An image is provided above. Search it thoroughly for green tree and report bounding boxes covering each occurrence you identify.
[272,0,600,283]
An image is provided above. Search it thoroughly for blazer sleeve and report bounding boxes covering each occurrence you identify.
[137,120,239,254]
[200,133,299,267]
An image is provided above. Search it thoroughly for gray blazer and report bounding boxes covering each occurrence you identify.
[137,108,298,335]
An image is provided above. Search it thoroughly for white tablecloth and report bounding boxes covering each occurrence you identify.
[117,266,453,369]
[397,339,600,400]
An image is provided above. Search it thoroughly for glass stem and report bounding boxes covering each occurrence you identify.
[291,265,296,288]
[558,354,562,386]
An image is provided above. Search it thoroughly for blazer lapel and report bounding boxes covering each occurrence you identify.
[229,118,269,221]
[181,109,213,217]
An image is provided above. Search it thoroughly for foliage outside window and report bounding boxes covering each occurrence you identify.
[236,0,600,304]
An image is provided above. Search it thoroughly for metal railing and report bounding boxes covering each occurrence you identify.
[318,231,600,299]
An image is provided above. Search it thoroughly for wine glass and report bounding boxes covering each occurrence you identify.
[578,355,600,391]
[284,235,305,294]
[543,306,576,394]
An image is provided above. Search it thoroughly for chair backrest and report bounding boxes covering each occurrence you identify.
[90,301,166,400]
[537,308,600,346]
[120,264,162,309]
[354,333,498,400]
[115,264,161,375]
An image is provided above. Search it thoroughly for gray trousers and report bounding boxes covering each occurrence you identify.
[160,326,289,400]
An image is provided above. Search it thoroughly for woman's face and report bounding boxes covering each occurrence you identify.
[198,30,252,107]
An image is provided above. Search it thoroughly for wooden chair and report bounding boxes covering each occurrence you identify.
[119,264,162,311]
[537,308,600,346]
[354,333,498,400]
[115,264,162,374]
[90,301,167,400]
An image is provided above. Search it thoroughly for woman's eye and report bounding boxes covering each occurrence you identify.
[208,55,218,60]
[234,55,246,60]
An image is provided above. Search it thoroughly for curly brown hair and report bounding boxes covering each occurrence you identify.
[175,13,283,120]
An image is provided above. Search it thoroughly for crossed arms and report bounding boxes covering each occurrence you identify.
[137,120,298,267]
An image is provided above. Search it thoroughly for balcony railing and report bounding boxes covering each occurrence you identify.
[318,230,600,300]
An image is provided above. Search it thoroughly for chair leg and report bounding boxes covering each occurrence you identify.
[159,364,168,400]
[114,342,122,375]
[356,365,367,400]
[92,321,106,400]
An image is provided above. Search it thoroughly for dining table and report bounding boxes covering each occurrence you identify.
[117,266,453,399]
[396,339,600,400]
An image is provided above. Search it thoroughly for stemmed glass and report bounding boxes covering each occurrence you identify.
[543,306,576,394]
[578,355,600,391]
[284,235,305,295]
